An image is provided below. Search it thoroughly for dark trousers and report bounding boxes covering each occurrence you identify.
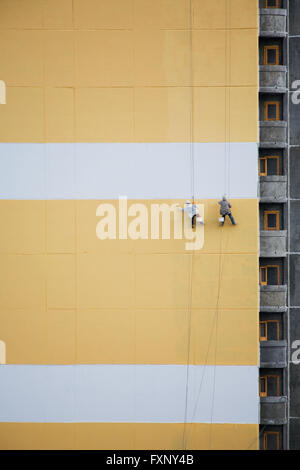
[221,212,236,225]
[192,214,196,228]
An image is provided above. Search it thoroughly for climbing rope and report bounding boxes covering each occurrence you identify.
[182,0,233,450]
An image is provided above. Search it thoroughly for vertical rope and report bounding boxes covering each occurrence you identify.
[187,228,229,447]
[189,0,195,203]
[183,0,233,450]
[182,0,195,450]
[225,0,231,198]
[208,0,231,448]
[208,228,224,448]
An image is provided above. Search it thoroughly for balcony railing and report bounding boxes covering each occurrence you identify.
[260,231,287,257]
[260,284,287,312]
[260,121,287,147]
[260,396,288,425]
[260,340,287,368]
[260,176,287,202]
[259,8,287,37]
[259,65,287,92]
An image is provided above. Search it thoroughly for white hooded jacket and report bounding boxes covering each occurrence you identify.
[181,201,198,219]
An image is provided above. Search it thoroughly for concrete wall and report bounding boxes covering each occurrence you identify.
[289,37,300,85]
[290,202,300,252]
[289,0,300,450]
[290,419,300,450]
[290,148,300,198]
[289,80,300,144]
[289,0,300,35]
[290,256,300,306]
[290,305,300,431]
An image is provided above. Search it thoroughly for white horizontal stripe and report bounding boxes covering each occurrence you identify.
[0,143,258,199]
[0,365,259,424]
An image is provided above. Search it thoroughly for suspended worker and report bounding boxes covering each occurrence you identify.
[218,196,236,226]
[178,200,203,228]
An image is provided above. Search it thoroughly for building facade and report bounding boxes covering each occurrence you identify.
[0,0,283,450]
[258,0,300,450]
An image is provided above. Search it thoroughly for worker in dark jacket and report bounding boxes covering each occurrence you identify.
[218,196,236,226]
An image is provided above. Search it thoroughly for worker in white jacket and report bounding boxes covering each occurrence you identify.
[178,200,203,228]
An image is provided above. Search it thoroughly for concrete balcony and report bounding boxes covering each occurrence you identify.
[260,396,288,425]
[260,231,287,257]
[260,340,287,368]
[259,65,287,93]
[260,285,287,312]
[259,176,287,202]
[259,9,287,37]
[259,121,287,147]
